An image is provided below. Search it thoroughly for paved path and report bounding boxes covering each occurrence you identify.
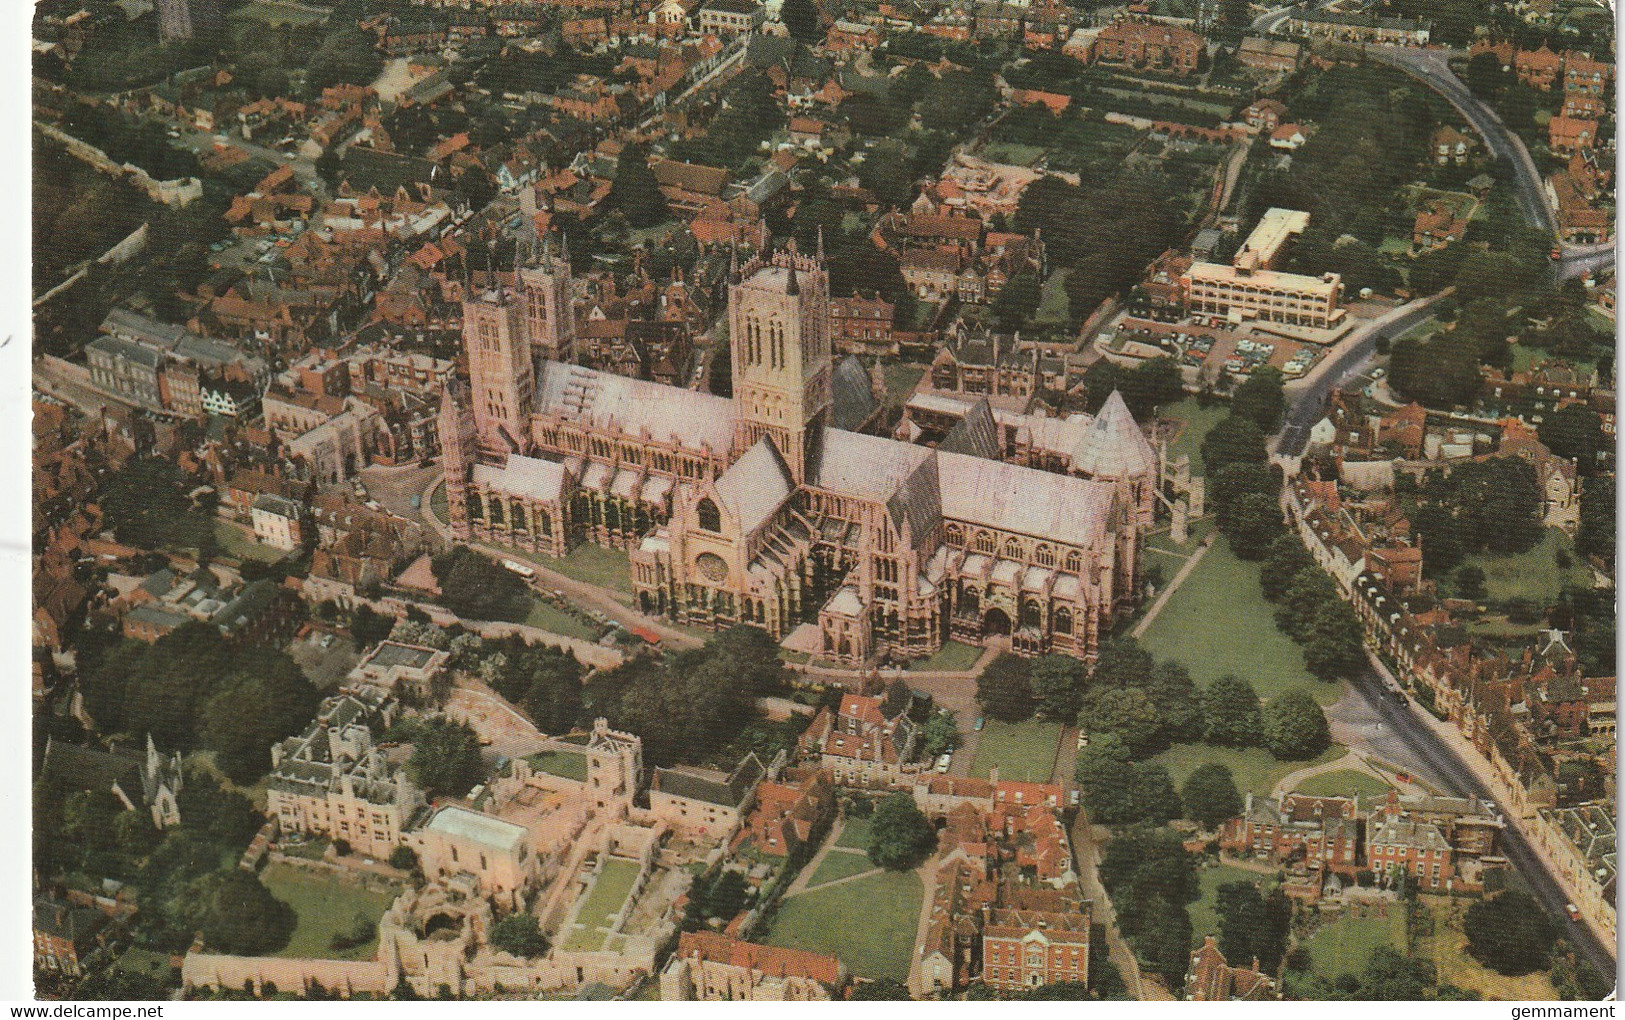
[1068,814,1153,1000]
[782,859,883,900]
[1269,749,1387,797]
[784,816,855,899]
[905,856,943,998]
[1130,532,1215,639]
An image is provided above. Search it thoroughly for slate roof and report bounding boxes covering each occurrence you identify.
[474,454,570,503]
[1071,390,1157,480]
[830,354,877,432]
[534,359,735,454]
[938,398,1000,460]
[654,752,765,807]
[713,438,793,533]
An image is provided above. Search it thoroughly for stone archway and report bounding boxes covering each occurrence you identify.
[982,607,1011,637]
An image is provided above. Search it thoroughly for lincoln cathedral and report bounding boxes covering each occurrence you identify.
[440,240,1160,665]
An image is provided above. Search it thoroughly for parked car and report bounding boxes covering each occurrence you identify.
[1566,903,1581,921]
[935,754,952,773]
[973,717,985,731]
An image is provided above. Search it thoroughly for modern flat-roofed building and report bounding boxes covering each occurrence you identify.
[1180,208,1344,329]
[413,806,538,904]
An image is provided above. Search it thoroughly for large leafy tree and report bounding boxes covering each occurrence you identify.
[1539,403,1606,473]
[779,0,823,43]
[1302,601,1366,681]
[199,871,297,956]
[976,653,1034,723]
[1262,689,1331,760]
[607,142,669,229]
[1259,534,1314,602]
[1200,415,1268,475]
[1216,882,1292,973]
[1201,675,1262,747]
[1575,475,1614,563]
[1181,763,1242,829]
[1464,891,1556,975]
[430,546,533,623]
[197,649,321,783]
[490,914,548,957]
[96,456,216,556]
[1030,654,1087,722]
[1091,687,1163,758]
[1231,366,1286,432]
[867,793,936,870]
[407,719,487,798]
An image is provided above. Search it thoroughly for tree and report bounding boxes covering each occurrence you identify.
[197,649,321,783]
[199,871,297,956]
[1575,475,1614,563]
[1454,564,1487,602]
[976,653,1034,722]
[1216,882,1292,974]
[1201,415,1267,475]
[315,147,341,188]
[1262,689,1331,760]
[1030,654,1086,722]
[1181,763,1242,829]
[490,913,548,957]
[430,546,533,623]
[1539,403,1605,473]
[779,0,823,43]
[918,70,998,133]
[1226,492,1286,561]
[1091,687,1163,758]
[1464,891,1556,975]
[305,29,384,93]
[407,719,487,798]
[1302,601,1366,682]
[851,978,913,1000]
[389,845,419,871]
[867,793,936,870]
[1277,569,1341,641]
[1145,661,1203,744]
[1259,534,1314,602]
[1119,357,1185,419]
[991,269,1042,329]
[921,711,958,758]
[1202,675,1262,747]
[1232,366,1286,432]
[96,456,216,555]
[607,142,669,229]
[1128,763,1182,825]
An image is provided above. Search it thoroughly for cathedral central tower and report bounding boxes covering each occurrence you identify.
[728,245,832,487]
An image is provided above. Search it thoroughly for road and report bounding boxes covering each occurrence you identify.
[1276,296,1447,456]
[1346,661,1617,978]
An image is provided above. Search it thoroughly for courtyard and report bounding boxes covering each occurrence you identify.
[259,862,400,961]
[968,719,1063,782]
[762,869,923,983]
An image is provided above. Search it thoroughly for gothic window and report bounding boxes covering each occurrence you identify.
[512,504,526,530]
[1021,598,1043,630]
[695,552,728,582]
[467,494,483,521]
[945,525,964,547]
[1054,606,1072,634]
[489,499,505,525]
[974,530,995,554]
[538,510,552,536]
[1065,550,1083,573]
[1003,537,1024,560]
[1035,544,1055,567]
[697,497,722,532]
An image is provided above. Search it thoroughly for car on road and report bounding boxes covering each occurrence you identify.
[935,754,951,773]
[974,717,985,731]
[1566,903,1581,921]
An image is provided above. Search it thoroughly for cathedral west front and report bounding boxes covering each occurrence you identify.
[440,240,1160,665]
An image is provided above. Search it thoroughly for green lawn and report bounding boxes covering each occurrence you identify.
[1301,905,1407,981]
[260,862,399,961]
[1143,516,1215,558]
[1149,742,1343,799]
[763,870,923,982]
[1139,536,1340,705]
[834,816,872,851]
[1290,768,1393,800]
[1445,529,1591,605]
[213,521,287,563]
[523,599,601,640]
[550,544,636,599]
[1161,397,1232,476]
[429,482,448,525]
[907,640,982,672]
[526,749,588,781]
[1033,269,1072,326]
[563,858,642,951]
[803,848,878,889]
[969,719,1063,782]
[1189,864,1270,940]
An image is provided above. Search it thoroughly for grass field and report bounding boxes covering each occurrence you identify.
[1140,536,1340,705]
[526,749,588,781]
[1301,904,1407,981]
[1143,517,1215,559]
[1161,397,1232,476]
[429,483,448,525]
[907,640,982,672]
[549,544,636,599]
[969,719,1063,782]
[1033,269,1072,325]
[834,816,872,851]
[1445,529,1591,605]
[563,858,642,952]
[1189,864,1270,940]
[803,848,877,889]
[260,863,399,961]
[213,520,286,563]
[763,870,923,982]
[1150,742,1342,799]
[1414,895,1562,1000]
[523,599,600,640]
[1290,768,1393,800]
